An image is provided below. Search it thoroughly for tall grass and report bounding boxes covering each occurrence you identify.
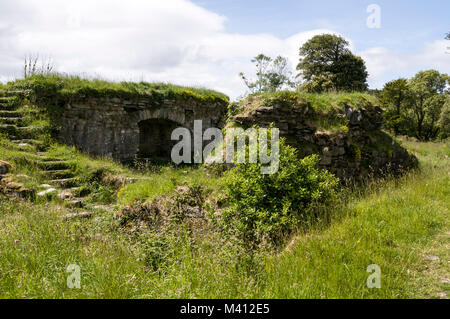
[0,138,448,298]
[7,74,229,103]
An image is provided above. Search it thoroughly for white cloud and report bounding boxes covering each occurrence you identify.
[359,40,450,89]
[0,0,448,99]
[0,0,339,99]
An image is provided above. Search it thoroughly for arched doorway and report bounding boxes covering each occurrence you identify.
[137,119,182,159]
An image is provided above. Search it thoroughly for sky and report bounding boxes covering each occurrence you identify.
[0,0,448,100]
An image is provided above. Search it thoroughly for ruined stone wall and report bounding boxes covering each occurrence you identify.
[232,101,417,181]
[58,96,227,161]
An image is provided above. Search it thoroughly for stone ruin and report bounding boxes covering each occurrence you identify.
[231,97,417,181]
[58,96,227,161]
[51,92,416,181]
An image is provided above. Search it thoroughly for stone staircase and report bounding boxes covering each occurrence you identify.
[0,92,88,208]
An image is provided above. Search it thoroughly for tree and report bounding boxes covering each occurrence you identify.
[408,70,449,140]
[438,96,450,139]
[378,78,412,135]
[421,94,447,139]
[446,32,450,40]
[296,34,368,92]
[240,54,295,94]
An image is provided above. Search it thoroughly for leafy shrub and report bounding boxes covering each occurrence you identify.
[227,102,242,118]
[221,138,338,248]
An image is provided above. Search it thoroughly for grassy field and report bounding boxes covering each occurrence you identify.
[0,136,447,298]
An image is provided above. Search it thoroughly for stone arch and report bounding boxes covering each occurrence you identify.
[132,108,193,160]
[137,118,186,159]
[133,108,188,129]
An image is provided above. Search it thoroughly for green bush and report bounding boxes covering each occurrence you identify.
[221,138,338,248]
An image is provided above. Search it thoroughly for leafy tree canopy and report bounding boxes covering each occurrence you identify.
[240,54,296,94]
[297,34,368,93]
[379,70,449,140]
[378,78,412,135]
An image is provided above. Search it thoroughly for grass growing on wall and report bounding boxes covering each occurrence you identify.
[243,90,377,113]
[235,91,378,132]
[7,74,229,103]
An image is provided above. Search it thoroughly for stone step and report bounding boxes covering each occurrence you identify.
[63,199,84,208]
[0,125,45,138]
[0,96,17,103]
[0,117,24,125]
[5,90,32,97]
[16,143,36,151]
[36,161,73,170]
[37,187,57,197]
[32,152,65,160]
[0,124,18,135]
[29,155,65,163]
[66,186,90,198]
[34,156,64,162]
[0,111,21,118]
[64,211,92,219]
[11,138,40,145]
[0,104,18,111]
[44,169,74,179]
[50,177,79,188]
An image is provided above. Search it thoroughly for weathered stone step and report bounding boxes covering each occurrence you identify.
[63,199,84,208]
[29,156,64,163]
[5,89,32,97]
[0,125,45,138]
[11,138,40,145]
[0,124,18,135]
[0,104,18,111]
[44,169,74,179]
[50,177,79,188]
[0,111,21,118]
[64,211,92,219]
[65,186,90,198]
[16,143,36,151]
[37,187,57,197]
[36,161,73,170]
[0,96,17,103]
[0,117,24,125]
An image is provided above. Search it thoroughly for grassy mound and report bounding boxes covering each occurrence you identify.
[233,91,379,131]
[239,91,377,112]
[7,74,229,104]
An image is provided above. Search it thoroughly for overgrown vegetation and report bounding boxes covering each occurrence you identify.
[7,74,229,104]
[0,70,447,299]
[235,90,378,131]
[221,139,338,248]
[0,135,447,298]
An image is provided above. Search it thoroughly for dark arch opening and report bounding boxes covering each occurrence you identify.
[137,119,182,160]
